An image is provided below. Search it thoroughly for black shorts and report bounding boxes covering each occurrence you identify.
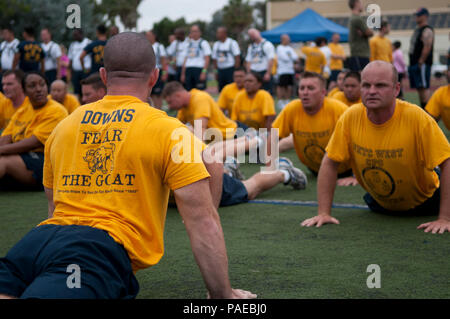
[0,224,139,298]
[408,64,431,89]
[278,74,294,87]
[19,151,44,186]
[219,173,248,207]
[363,169,441,215]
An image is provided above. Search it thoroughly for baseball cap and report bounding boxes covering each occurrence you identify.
[415,7,429,16]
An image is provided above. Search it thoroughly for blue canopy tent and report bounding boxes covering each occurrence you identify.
[261,8,349,44]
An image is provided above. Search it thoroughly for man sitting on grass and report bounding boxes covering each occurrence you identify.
[301,61,450,233]
[270,71,356,186]
[0,32,256,299]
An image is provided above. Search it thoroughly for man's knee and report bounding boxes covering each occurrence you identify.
[0,294,17,299]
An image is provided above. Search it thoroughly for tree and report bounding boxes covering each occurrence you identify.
[222,0,253,49]
[95,0,142,30]
[152,17,188,46]
[0,0,102,47]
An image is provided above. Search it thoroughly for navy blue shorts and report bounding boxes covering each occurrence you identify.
[20,151,44,186]
[0,224,139,298]
[408,64,431,89]
[363,169,441,216]
[219,173,248,207]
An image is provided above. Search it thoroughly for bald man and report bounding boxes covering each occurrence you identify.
[245,28,275,94]
[50,80,80,114]
[0,32,256,299]
[301,61,450,233]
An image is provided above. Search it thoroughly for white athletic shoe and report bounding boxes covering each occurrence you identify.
[279,157,307,190]
[224,156,245,180]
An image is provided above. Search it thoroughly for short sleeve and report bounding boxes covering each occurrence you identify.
[264,42,275,59]
[201,41,211,56]
[231,40,241,56]
[261,92,276,117]
[43,130,56,189]
[163,125,210,190]
[272,106,292,139]
[325,115,351,163]
[32,106,68,145]
[417,114,450,170]
[425,87,443,118]
[193,96,212,120]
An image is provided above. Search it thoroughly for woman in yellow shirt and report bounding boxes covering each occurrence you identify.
[0,72,67,188]
[231,72,276,131]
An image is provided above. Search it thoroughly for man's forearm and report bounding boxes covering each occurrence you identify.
[0,136,42,155]
[438,158,450,221]
[317,155,339,216]
[203,151,223,209]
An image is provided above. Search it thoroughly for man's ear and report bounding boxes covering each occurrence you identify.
[99,67,107,86]
[148,68,159,89]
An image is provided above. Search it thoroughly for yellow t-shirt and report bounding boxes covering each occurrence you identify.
[39,95,210,272]
[272,97,351,174]
[0,96,31,130]
[425,85,450,130]
[326,100,450,211]
[331,91,361,107]
[177,89,237,140]
[1,98,68,152]
[327,87,340,98]
[328,43,345,70]
[63,93,81,114]
[217,83,244,116]
[231,90,276,130]
[301,46,326,74]
[369,35,393,62]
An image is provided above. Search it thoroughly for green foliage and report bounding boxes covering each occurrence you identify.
[95,0,143,30]
[0,0,103,47]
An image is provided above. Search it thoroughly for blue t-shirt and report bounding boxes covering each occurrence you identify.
[18,40,45,72]
[83,40,107,73]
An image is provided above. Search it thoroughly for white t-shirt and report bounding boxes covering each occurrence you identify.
[68,38,92,71]
[245,39,275,72]
[0,38,20,70]
[152,42,167,69]
[166,39,189,68]
[212,38,241,69]
[276,45,298,75]
[41,41,62,71]
[184,38,211,68]
[319,46,332,76]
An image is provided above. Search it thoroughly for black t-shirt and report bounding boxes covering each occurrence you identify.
[409,25,434,66]
[83,40,107,73]
[18,40,45,72]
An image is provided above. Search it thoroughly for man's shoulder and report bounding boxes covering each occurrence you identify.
[324,97,350,112]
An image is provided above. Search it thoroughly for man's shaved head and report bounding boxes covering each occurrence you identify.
[103,32,156,81]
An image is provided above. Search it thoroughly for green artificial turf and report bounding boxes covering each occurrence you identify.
[0,91,448,299]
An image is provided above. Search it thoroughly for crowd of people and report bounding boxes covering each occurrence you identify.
[0,1,448,299]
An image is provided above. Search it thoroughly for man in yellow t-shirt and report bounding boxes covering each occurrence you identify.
[328,33,346,86]
[332,71,362,106]
[369,21,393,63]
[0,72,68,189]
[50,80,81,114]
[272,71,352,180]
[0,70,30,130]
[231,72,276,130]
[163,81,238,141]
[425,70,449,130]
[217,67,246,116]
[328,69,348,98]
[0,33,256,299]
[301,39,326,75]
[301,61,450,233]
